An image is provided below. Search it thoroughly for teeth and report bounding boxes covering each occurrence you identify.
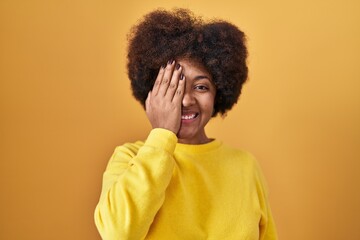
[181,114,196,120]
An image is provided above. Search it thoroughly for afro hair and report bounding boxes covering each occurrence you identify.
[127,8,248,116]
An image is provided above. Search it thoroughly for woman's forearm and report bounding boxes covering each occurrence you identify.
[94,129,177,240]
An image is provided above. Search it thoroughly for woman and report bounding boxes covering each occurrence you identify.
[94,8,278,240]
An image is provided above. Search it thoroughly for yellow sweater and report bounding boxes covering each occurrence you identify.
[94,128,278,240]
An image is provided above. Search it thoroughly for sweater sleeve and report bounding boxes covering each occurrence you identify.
[94,128,177,240]
[253,158,278,240]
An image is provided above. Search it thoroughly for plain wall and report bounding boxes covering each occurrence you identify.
[1,0,359,239]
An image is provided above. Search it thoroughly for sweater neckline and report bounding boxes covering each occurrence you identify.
[175,139,222,153]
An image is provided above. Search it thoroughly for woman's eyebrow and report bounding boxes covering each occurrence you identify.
[194,75,211,81]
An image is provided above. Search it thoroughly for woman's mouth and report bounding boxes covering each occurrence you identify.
[181,113,199,120]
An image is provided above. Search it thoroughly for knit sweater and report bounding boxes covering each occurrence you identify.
[94,128,278,240]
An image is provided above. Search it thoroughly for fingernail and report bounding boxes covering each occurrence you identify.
[176,63,181,70]
[167,59,174,64]
[180,74,184,80]
[161,63,166,69]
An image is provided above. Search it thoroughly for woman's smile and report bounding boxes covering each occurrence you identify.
[181,112,199,121]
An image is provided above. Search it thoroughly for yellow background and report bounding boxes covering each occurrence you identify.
[1,0,359,239]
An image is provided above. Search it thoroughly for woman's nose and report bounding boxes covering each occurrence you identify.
[182,90,196,107]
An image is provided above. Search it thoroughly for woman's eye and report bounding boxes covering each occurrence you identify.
[195,85,209,91]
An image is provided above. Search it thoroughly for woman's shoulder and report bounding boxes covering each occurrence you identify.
[219,143,259,167]
[219,142,254,157]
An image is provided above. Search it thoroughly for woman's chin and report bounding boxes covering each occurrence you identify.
[177,129,207,144]
[177,130,196,144]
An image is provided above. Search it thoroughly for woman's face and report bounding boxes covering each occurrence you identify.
[177,59,216,144]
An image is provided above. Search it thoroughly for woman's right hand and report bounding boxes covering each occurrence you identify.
[145,60,185,135]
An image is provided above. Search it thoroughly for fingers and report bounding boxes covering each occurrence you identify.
[152,59,183,101]
[152,65,166,95]
[157,60,176,96]
[165,63,183,101]
[172,74,185,103]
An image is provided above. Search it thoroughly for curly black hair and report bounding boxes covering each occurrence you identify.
[127,8,248,116]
